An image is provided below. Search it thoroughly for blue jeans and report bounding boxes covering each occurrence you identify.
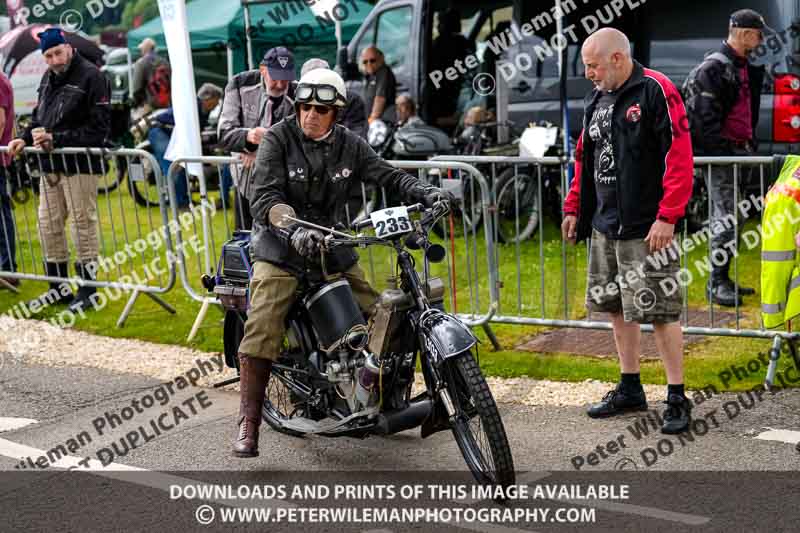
[148,126,189,207]
[0,167,16,272]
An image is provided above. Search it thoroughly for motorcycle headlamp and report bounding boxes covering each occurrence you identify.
[295,83,346,107]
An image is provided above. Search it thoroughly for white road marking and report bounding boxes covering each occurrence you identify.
[0,417,38,432]
[0,431,710,529]
[755,428,800,444]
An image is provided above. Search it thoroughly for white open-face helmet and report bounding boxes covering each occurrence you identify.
[295,68,347,108]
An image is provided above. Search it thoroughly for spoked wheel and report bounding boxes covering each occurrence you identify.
[97,156,124,194]
[128,157,164,207]
[443,351,515,488]
[262,361,314,438]
[432,171,483,240]
[494,167,540,244]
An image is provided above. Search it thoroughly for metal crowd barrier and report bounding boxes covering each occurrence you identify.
[0,146,177,327]
[432,154,799,388]
[165,156,499,343]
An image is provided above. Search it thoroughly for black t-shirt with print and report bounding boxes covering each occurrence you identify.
[589,90,620,236]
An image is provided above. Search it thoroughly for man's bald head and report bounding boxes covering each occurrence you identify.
[582,28,634,92]
[583,28,631,58]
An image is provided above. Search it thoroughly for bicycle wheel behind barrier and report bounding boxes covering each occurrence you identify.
[432,170,484,240]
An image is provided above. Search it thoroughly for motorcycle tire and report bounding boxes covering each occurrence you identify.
[443,350,515,488]
[222,310,246,373]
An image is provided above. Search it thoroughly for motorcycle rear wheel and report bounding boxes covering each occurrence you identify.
[443,350,515,488]
[262,360,314,438]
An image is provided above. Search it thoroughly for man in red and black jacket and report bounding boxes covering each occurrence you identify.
[562,28,694,434]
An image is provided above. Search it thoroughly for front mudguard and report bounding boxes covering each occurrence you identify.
[417,311,477,438]
[418,310,477,363]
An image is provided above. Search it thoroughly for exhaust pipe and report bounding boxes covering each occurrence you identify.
[376,399,432,435]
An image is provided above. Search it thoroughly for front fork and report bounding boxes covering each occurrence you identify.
[420,347,457,418]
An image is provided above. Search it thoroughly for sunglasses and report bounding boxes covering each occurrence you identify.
[362,58,377,65]
[300,103,332,115]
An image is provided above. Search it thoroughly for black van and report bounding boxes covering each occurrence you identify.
[339,0,800,155]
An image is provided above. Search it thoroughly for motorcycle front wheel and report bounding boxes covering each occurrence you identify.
[443,350,515,488]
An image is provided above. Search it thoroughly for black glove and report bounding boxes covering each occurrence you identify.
[290,228,325,258]
[423,187,457,209]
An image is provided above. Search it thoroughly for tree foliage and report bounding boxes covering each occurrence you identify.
[122,0,160,29]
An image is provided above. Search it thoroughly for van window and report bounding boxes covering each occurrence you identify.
[473,6,513,43]
[374,5,414,79]
[498,35,594,80]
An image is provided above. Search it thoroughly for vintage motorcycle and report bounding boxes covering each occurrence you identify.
[205,200,515,488]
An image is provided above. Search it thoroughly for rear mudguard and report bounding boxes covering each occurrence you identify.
[417,309,477,362]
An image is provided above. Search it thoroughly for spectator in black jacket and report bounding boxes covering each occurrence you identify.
[8,28,111,315]
[684,9,770,307]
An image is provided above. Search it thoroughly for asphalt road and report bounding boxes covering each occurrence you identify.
[1,356,799,532]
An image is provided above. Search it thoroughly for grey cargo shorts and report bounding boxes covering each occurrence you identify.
[586,229,682,324]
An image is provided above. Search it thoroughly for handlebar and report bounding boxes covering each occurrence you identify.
[350,202,425,232]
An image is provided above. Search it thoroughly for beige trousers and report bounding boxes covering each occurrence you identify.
[37,173,99,263]
[238,261,379,361]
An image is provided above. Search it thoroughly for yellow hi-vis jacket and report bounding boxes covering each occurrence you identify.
[761,155,800,329]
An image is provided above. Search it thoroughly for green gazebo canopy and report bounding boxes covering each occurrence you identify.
[128,0,372,76]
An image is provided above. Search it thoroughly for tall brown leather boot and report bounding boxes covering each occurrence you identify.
[232,353,272,458]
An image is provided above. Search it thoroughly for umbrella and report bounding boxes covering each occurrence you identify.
[0,24,104,77]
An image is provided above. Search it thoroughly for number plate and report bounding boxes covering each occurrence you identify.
[370,206,412,239]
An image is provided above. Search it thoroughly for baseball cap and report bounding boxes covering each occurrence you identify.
[261,46,295,81]
[730,9,775,34]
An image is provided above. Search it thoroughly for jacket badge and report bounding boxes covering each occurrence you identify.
[626,103,641,123]
[342,168,351,178]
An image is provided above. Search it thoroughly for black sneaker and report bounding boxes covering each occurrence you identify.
[587,385,648,418]
[706,281,743,307]
[722,278,755,296]
[661,394,692,434]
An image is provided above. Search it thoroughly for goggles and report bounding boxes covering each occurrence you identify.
[295,83,346,107]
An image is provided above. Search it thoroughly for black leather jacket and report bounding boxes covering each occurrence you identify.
[685,42,765,155]
[22,52,111,174]
[249,116,434,278]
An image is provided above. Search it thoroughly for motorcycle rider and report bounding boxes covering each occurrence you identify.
[233,68,453,458]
